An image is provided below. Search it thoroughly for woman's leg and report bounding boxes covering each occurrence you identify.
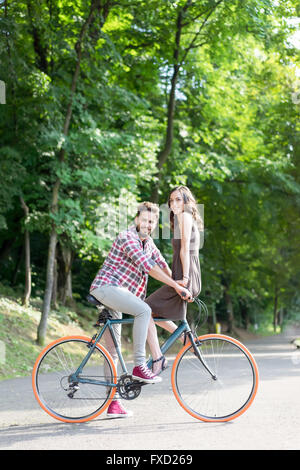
[155,320,185,344]
[147,316,166,375]
[147,317,162,360]
[147,315,188,374]
[146,315,186,375]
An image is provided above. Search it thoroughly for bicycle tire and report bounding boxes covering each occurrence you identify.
[171,334,259,422]
[32,336,117,423]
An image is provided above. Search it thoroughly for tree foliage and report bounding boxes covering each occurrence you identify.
[0,0,299,340]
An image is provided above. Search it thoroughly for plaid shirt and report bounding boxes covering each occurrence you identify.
[90,225,168,300]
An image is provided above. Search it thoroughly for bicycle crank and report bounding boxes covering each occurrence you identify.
[117,374,143,400]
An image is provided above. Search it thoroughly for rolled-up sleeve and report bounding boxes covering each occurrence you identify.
[121,237,156,273]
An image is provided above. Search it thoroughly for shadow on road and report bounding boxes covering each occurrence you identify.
[0,418,230,449]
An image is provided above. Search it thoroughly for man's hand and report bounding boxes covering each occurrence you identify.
[148,265,193,301]
[176,278,188,287]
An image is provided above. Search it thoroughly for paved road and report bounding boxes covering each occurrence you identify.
[0,329,299,451]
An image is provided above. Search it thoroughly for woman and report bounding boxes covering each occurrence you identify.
[146,186,202,375]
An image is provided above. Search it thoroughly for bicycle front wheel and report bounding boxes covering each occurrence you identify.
[32,336,117,423]
[172,334,259,422]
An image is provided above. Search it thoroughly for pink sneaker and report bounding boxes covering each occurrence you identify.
[107,400,133,419]
[132,363,162,384]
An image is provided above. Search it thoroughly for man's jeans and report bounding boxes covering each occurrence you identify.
[90,285,152,366]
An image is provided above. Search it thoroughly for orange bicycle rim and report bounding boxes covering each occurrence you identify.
[171,333,259,422]
[32,335,117,423]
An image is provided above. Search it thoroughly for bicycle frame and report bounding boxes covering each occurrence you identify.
[69,317,192,388]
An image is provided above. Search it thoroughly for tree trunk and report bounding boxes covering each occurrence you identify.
[273,284,279,333]
[51,254,58,310]
[20,197,31,306]
[150,0,223,202]
[37,0,112,345]
[150,11,183,203]
[278,307,284,333]
[211,303,217,333]
[224,287,234,334]
[239,298,249,330]
[37,225,58,344]
[150,64,179,203]
[57,243,74,306]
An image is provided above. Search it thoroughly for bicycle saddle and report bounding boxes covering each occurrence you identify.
[86,293,102,306]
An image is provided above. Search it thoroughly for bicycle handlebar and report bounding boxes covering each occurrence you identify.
[181,291,194,301]
[180,292,209,329]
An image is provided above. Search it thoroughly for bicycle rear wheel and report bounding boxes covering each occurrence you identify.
[171,334,259,422]
[32,336,117,423]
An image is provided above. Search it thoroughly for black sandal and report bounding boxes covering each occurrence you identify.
[152,355,168,375]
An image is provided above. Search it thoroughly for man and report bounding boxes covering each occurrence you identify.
[90,201,191,418]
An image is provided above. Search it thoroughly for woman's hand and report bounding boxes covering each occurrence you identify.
[174,284,193,301]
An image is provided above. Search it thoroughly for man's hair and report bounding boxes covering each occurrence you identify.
[135,201,159,218]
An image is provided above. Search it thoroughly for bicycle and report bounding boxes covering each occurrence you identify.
[32,294,259,423]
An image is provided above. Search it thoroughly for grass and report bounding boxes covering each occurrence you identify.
[0,295,86,380]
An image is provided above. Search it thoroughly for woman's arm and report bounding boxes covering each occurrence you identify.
[178,212,193,286]
[148,264,191,299]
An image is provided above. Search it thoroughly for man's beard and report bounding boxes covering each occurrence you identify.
[136,225,150,237]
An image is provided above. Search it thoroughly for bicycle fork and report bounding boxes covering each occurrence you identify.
[187,331,217,381]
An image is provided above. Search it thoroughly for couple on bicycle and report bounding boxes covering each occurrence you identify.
[89,185,202,418]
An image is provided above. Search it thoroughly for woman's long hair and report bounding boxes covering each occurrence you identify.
[168,186,203,232]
